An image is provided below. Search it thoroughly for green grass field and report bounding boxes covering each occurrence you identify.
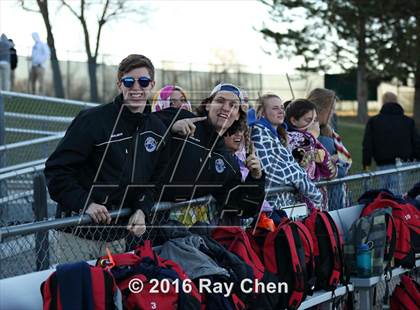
[337,118,365,174]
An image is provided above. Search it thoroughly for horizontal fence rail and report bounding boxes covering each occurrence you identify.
[0,187,290,240]
[5,112,74,123]
[0,135,64,152]
[1,164,419,239]
[0,159,46,175]
[0,91,99,108]
[5,128,64,136]
[0,163,45,181]
[316,163,420,186]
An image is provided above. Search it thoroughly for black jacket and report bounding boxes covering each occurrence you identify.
[10,46,17,70]
[362,102,420,167]
[45,94,170,221]
[155,108,265,219]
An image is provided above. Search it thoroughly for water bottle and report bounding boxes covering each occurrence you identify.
[356,243,372,277]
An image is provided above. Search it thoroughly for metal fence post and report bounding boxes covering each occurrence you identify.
[0,92,5,169]
[0,93,5,220]
[33,173,50,271]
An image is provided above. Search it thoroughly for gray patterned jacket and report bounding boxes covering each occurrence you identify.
[251,123,322,209]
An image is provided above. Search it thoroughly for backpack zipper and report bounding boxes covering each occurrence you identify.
[131,126,139,182]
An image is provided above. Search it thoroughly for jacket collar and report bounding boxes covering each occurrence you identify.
[201,118,224,149]
[380,102,404,115]
[113,94,152,122]
[256,117,287,138]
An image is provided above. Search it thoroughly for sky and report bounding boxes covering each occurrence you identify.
[0,0,302,74]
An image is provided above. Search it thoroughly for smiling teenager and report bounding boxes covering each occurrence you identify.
[251,93,322,211]
[152,83,265,230]
[151,84,192,112]
[44,54,170,260]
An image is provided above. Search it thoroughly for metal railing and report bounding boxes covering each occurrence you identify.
[0,91,98,168]
[0,163,419,279]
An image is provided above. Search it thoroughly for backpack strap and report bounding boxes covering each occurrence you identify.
[282,223,305,309]
[384,214,397,265]
[295,221,316,293]
[318,212,341,288]
[55,262,94,310]
[325,212,346,285]
[294,221,315,274]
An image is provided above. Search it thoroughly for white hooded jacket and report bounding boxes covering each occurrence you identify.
[31,32,50,67]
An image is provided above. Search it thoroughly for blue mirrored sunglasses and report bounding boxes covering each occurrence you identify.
[120,76,151,88]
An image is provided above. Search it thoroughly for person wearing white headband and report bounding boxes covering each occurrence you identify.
[151,83,264,228]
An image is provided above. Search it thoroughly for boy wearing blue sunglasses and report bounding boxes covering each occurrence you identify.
[45,54,170,259]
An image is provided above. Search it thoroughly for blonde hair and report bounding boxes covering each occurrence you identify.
[256,93,287,146]
[307,88,336,126]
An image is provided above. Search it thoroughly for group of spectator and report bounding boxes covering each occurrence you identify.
[44,54,362,260]
[0,32,49,93]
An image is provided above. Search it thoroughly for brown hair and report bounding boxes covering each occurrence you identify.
[195,93,247,131]
[256,93,288,146]
[224,118,254,154]
[117,54,155,81]
[306,88,336,126]
[285,98,317,125]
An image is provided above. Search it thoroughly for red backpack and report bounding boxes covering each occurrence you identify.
[361,194,419,268]
[212,227,265,281]
[41,262,119,310]
[263,218,316,309]
[303,209,344,291]
[390,274,420,310]
[98,240,201,310]
[212,226,280,310]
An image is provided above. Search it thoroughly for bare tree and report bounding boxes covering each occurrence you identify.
[61,0,149,102]
[19,0,65,98]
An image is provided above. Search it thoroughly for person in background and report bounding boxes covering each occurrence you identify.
[285,98,337,210]
[251,93,322,212]
[9,39,17,90]
[242,89,258,127]
[307,88,352,209]
[45,54,170,260]
[362,91,420,193]
[151,84,192,112]
[0,33,12,91]
[30,32,50,95]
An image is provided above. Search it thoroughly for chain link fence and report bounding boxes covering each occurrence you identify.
[1,164,419,280]
[320,162,420,209]
[0,91,97,168]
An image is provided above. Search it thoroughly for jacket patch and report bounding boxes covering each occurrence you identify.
[144,136,157,152]
[215,158,226,174]
[111,132,123,138]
